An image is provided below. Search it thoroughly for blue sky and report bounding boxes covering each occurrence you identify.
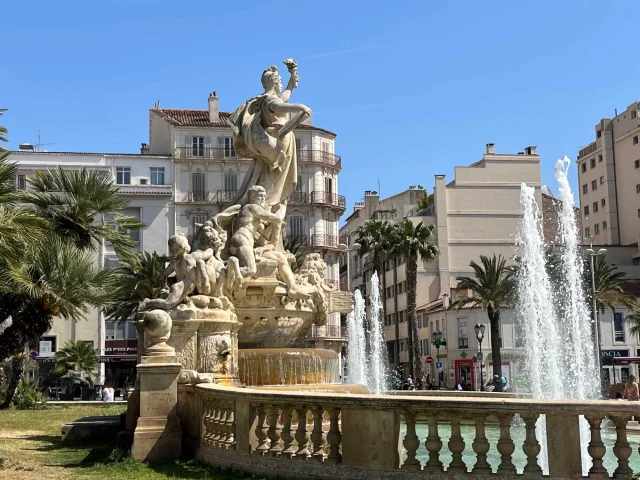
[3,0,639,211]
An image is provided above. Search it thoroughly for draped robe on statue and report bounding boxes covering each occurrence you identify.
[227,94,297,210]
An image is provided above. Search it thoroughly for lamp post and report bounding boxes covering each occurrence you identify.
[585,242,607,383]
[338,237,361,292]
[474,323,486,391]
[432,330,443,388]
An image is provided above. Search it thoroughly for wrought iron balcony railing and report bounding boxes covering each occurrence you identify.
[174,147,239,160]
[323,279,340,289]
[186,190,213,202]
[308,324,346,339]
[216,190,237,203]
[310,191,346,210]
[288,191,308,204]
[297,149,342,170]
[311,234,340,249]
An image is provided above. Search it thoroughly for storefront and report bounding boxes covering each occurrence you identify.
[454,359,474,390]
[602,349,633,385]
[103,339,137,392]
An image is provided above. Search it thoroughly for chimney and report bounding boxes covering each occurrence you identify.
[486,143,495,154]
[140,143,150,154]
[525,145,537,155]
[208,92,219,123]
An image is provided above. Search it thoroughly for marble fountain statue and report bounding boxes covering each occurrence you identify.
[136,58,355,389]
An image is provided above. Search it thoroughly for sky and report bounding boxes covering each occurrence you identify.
[3,0,640,213]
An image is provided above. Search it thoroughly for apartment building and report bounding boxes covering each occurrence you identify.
[576,101,640,250]
[7,149,174,388]
[147,92,346,345]
[340,143,541,381]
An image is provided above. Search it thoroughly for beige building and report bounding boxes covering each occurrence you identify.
[577,101,640,251]
[340,143,542,382]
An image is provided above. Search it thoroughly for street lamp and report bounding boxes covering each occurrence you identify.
[585,242,607,383]
[431,330,443,388]
[474,323,486,391]
[338,238,361,292]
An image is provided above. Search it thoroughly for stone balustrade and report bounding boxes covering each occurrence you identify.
[190,383,640,480]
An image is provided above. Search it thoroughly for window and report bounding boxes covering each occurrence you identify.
[15,175,26,190]
[636,160,640,169]
[192,136,205,157]
[324,177,333,194]
[295,137,302,151]
[638,208,640,218]
[106,321,127,340]
[127,321,138,339]
[601,198,606,207]
[594,223,599,235]
[600,176,604,185]
[603,221,608,230]
[636,184,640,194]
[321,140,331,153]
[150,167,165,185]
[192,172,205,201]
[581,163,587,173]
[190,213,206,233]
[288,216,304,238]
[614,312,625,342]
[457,317,468,348]
[597,130,602,138]
[634,135,639,145]
[598,155,603,163]
[39,336,57,357]
[633,110,638,119]
[582,184,588,195]
[224,172,237,192]
[585,227,591,237]
[584,206,589,216]
[590,158,596,169]
[121,207,141,244]
[593,202,598,213]
[222,137,235,158]
[116,167,131,185]
[399,339,407,352]
[591,180,597,191]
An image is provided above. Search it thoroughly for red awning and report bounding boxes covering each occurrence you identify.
[613,357,640,365]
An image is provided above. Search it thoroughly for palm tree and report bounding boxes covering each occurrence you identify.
[283,235,306,274]
[454,254,516,392]
[53,340,99,384]
[584,255,637,314]
[0,109,8,146]
[106,251,170,324]
[389,219,438,380]
[355,219,395,299]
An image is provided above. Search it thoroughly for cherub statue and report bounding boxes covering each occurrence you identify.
[193,220,241,298]
[139,234,213,311]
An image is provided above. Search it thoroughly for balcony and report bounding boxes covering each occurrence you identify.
[184,190,214,203]
[297,149,342,170]
[283,234,308,247]
[310,191,346,211]
[307,324,346,339]
[311,234,340,249]
[174,146,240,161]
[216,190,237,204]
[288,191,308,204]
[578,141,597,159]
[458,337,469,349]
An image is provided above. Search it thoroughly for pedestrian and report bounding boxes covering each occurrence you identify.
[623,375,639,401]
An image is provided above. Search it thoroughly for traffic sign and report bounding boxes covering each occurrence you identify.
[29,351,38,360]
[435,361,443,370]
[472,355,478,364]
[477,352,483,362]
[425,356,433,364]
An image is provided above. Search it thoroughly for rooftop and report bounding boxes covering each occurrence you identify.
[152,108,337,137]
[10,150,171,158]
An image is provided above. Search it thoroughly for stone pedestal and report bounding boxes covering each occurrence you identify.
[341,408,401,468]
[197,309,239,385]
[546,413,582,477]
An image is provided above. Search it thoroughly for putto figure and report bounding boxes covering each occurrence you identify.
[228,59,311,212]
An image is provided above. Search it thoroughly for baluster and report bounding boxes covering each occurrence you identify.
[521,414,542,474]
[424,413,443,471]
[281,407,297,458]
[326,407,342,464]
[612,414,633,479]
[295,406,311,459]
[311,407,326,461]
[211,407,222,447]
[254,405,270,455]
[472,414,491,473]
[202,402,214,445]
[217,408,228,447]
[585,413,607,478]
[402,411,421,470]
[225,405,235,449]
[496,413,516,475]
[448,415,466,473]
[267,407,283,456]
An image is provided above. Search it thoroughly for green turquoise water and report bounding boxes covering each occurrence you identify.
[402,423,640,474]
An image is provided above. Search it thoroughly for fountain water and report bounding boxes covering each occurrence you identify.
[516,157,600,475]
[345,271,389,393]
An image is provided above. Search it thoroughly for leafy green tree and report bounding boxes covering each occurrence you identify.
[455,255,516,392]
[583,254,637,314]
[355,219,395,298]
[53,340,99,384]
[389,219,438,380]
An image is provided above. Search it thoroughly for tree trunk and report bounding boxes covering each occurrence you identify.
[393,258,400,367]
[489,309,503,392]
[1,356,24,409]
[407,255,423,383]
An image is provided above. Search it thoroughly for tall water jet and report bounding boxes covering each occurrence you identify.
[345,272,389,393]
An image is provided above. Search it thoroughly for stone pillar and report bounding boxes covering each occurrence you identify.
[196,309,239,385]
[341,408,401,468]
[132,310,183,463]
[546,413,582,478]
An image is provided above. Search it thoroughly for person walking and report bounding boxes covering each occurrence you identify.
[623,375,639,401]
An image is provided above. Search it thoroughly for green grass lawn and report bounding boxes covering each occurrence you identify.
[0,404,269,479]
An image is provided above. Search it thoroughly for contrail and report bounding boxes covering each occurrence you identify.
[299,44,394,60]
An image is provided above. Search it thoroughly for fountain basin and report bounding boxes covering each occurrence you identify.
[238,348,340,386]
[253,384,369,394]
